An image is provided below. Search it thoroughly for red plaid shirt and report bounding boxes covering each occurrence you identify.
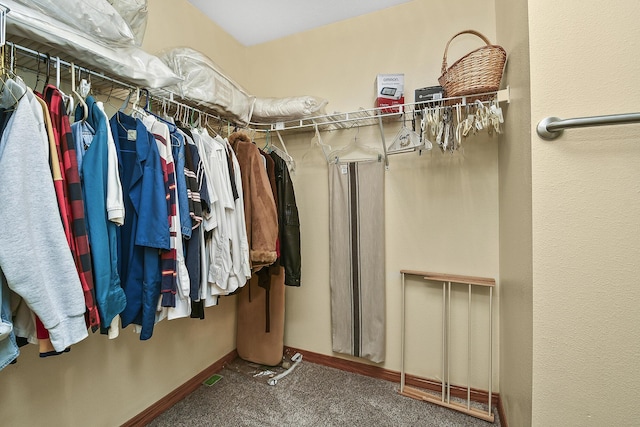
[44,86,100,330]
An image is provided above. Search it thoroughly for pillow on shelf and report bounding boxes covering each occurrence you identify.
[5,0,181,88]
[11,0,136,46]
[107,0,148,46]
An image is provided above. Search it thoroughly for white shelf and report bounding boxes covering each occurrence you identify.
[251,87,510,133]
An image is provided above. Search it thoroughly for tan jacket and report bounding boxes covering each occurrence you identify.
[229,132,278,270]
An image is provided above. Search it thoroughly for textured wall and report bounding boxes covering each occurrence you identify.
[495,0,533,425]
[528,1,640,425]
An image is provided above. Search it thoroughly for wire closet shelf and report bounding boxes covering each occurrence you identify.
[249,87,511,134]
[3,36,510,160]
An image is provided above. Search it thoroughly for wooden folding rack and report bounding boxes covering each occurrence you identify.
[399,270,495,422]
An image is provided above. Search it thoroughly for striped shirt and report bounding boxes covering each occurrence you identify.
[44,86,100,330]
[142,116,178,307]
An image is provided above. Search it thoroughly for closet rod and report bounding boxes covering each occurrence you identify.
[8,41,138,94]
[6,41,239,129]
[537,112,640,140]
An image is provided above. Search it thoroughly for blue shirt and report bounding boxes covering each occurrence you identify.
[110,111,169,340]
[70,120,95,179]
[76,96,127,329]
[0,275,18,371]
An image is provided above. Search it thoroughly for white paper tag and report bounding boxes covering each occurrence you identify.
[341,165,348,175]
[127,129,137,141]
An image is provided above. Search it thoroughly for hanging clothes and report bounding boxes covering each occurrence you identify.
[140,115,179,308]
[110,111,169,340]
[226,139,251,292]
[75,95,127,332]
[43,85,100,330]
[32,93,71,352]
[0,268,19,370]
[170,129,192,239]
[231,131,282,366]
[236,266,285,366]
[228,131,278,271]
[140,114,192,321]
[329,160,385,363]
[270,151,302,287]
[0,88,88,353]
[192,129,247,303]
[175,125,205,318]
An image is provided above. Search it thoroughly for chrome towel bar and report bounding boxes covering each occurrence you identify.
[537,112,640,140]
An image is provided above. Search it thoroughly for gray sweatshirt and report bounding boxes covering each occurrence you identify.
[0,90,88,352]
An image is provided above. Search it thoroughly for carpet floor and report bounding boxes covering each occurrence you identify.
[148,358,501,427]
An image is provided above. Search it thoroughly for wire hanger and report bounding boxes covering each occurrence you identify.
[41,53,51,93]
[104,83,120,112]
[34,50,42,93]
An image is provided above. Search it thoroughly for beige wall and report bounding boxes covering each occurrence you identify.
[143,0,248,85]
[251,0,501,390]
[528,1,640,425]
[495,0,533,426]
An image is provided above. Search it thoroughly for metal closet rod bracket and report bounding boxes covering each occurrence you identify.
[537,112,640,140]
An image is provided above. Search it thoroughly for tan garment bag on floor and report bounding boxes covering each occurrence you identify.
[236,266,285,366]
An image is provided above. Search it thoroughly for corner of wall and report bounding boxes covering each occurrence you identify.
[494,0,533,426]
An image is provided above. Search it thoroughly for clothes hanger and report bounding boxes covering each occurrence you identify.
[301,124,331,164]
[171,102,181,122]
[118,88,134,113]
[104,83,121,113]
[263,129,272,151]
[78,69,91,100]
[33,50,42,93]
[271,130,296,174]
[208,119,222,138]
[0,43,23,109]
[419,107,434,151]
[40,53,51,93]
[387,113,423,154]
[130,88,148,119]
[70,63,88,122]
[55,56,61,88]
[328,124,383,164]
[49,55,73,114]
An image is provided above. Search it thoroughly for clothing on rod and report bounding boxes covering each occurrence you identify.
[0,67,302,371]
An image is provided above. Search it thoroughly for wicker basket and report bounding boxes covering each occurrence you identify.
[438,30,506,98]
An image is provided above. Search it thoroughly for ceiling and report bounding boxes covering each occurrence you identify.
[186,0,413,46]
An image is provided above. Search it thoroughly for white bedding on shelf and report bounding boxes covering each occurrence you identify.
[4,2,329,125]
[159,47,328,125]
[4,0,181,88]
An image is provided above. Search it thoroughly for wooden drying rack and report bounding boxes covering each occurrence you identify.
[399,270,495,422]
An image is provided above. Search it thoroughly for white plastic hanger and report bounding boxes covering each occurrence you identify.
[328,125,383,164]
[388,113,423,154]
[301,124,331,164]
[70,63,87,122]
[270,130,296,174]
